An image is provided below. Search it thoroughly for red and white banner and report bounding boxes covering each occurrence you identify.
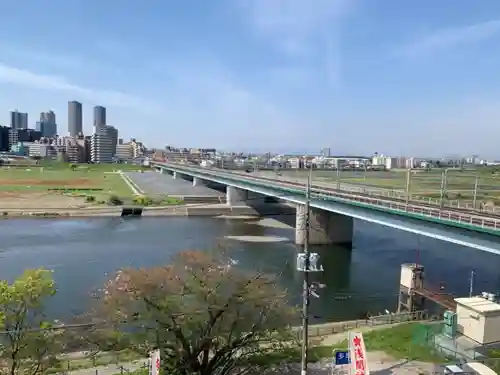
[149,349,161,375]
[348,332,369,375]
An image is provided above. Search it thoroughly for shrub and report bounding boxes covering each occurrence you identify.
[107,195,123,206]
[133,195,153,206]
[85,195,96,203]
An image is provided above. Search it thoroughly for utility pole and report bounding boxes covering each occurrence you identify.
[439,170,448,209]
[473,176,479,209]
[300,165,312,375]
[336,161,340,190]
[405,168,412,208]
[469,270,475,297]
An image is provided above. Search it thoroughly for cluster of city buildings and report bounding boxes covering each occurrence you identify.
[0,102,145,164]
[152,145,488,171]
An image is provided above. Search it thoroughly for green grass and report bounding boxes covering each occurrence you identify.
[0,163,149,204]
[132,195,184,206]
[51,323,452,375]
[46,349,143,374]
[278,169,500,202]
[38,161,148,172]
[249,323,450,366]
[335,323,450,363]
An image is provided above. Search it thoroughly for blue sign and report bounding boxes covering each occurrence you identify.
[334,350,350,365]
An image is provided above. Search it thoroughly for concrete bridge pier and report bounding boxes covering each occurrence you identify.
[226,186,248,206]
[295,205,353,246]
[172,171,187,180]
[192,177,206,187]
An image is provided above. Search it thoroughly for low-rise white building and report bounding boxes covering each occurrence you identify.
[455,295,500,345]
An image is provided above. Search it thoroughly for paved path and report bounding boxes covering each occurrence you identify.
[125,172,223,196]
[65,322,439,375]
[67,360,147,375]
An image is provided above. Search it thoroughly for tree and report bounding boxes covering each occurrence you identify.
[88,251,297,375]
[0,269,59,375]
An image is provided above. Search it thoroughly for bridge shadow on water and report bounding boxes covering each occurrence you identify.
[220,202,385,321]
[218,200,500,321]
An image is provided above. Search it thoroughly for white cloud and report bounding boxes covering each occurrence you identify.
[395,19,500,57]
[0,63,158,112]
[0,47,313,149]
[234,0,353,89]
[237,0,352,55]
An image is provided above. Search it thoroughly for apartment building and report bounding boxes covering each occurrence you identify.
[90,125,118,163]
[115,139,145,161]
[8,129,41,150]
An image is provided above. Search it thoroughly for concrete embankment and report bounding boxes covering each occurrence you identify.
[0,204,262,218]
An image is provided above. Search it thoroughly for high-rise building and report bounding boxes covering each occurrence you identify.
[19,112,28,130]
[37,110,57,137]
[68,101,83,136]
[90,125,118,163]
[9,110,28,130]
[93,106,106,128]
[9,111,16,129]
[40,110,56,124]
[36,121,57,137]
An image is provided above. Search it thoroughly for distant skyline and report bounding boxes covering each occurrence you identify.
[1,1,500,157]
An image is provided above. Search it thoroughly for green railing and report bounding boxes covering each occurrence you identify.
[154,163,500,233]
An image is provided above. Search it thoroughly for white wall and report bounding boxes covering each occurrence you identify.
[456,304,485,344]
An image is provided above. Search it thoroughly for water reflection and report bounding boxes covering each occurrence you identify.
[0,217,500,322]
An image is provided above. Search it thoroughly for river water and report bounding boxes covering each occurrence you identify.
[1,217,500,322]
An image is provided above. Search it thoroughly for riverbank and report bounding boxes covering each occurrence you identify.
[53,320,442,375]
[0,203,264,218]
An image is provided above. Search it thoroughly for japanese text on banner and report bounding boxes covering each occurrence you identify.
[348,332,369,375]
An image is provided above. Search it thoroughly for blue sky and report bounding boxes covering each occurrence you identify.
[1,0,500,157]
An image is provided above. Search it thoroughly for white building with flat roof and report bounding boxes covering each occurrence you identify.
[455,295,500,345]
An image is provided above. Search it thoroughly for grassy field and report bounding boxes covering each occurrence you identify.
[52,323,449,375]
[246,322,451,366]
[0,163,175,208]
[279,169,500,203]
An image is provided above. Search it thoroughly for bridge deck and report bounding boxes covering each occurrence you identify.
[152,162,500,253]
[155,162,500,229]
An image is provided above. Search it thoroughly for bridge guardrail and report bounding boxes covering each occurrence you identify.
[154,163,500,231]
[204,166,500,214]
[231,169,499,213]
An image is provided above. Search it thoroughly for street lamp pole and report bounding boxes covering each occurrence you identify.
[300,166,312,375]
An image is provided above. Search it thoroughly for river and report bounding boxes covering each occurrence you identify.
[0,216,499,322]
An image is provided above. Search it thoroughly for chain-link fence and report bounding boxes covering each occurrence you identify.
[294,310,429,339]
